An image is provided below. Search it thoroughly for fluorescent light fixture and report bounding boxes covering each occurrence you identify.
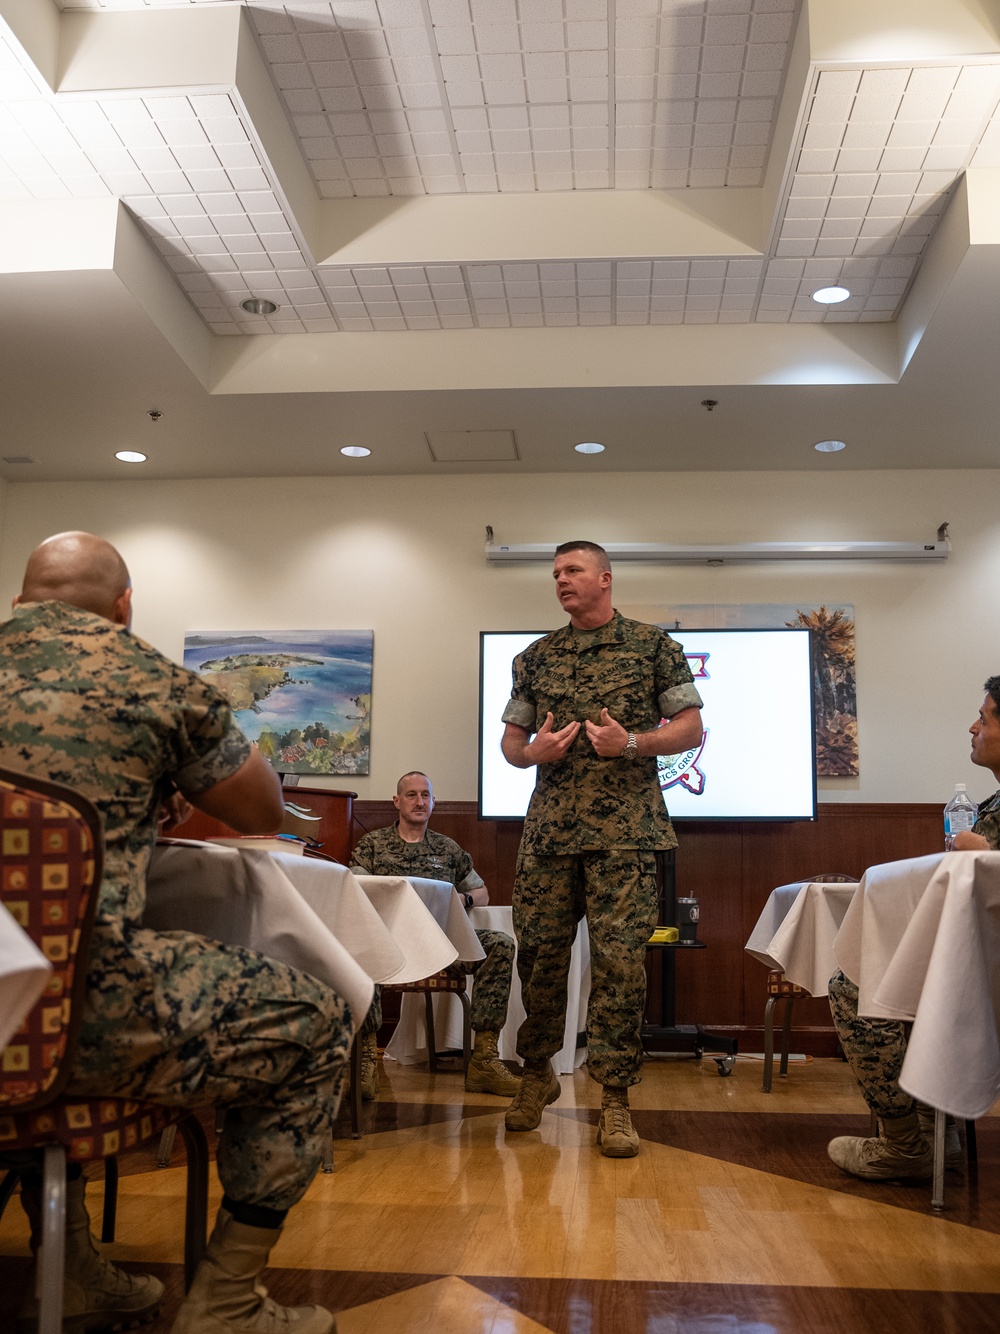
[814,439,846,453]
[340,446,371,457]
[115,450,147,463]
[811,285,851,304]
[574,441,605,454]
[486,539,949,564]
[241,297,278,315]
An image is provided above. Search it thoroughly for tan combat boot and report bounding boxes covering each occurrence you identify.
[504,1061,560,1131]
[916,1106,963,1169]
[596,1086,640,1158]
[358,1032,380,1102]
[827,1110,934,1180]
[16,1174,164,1333]
[465,1031,522,1097]
[170,1208,334,1334]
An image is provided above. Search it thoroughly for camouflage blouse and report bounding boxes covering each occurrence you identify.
[501,611,703,853]
[974,790,1000,849]
[0,601,250,932]
[350,823,484,892]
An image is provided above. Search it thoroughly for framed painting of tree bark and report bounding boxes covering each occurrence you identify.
[621,602,858,777]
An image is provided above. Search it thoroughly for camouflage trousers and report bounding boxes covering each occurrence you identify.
[50,928,351,1212]
[360,927,515,1037]
[513,850,659,1088]
[828,968,913,1118]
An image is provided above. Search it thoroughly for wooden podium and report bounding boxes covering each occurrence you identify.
[177,785,357,865]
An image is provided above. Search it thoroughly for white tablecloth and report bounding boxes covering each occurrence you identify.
[365,875,485,964]
[147,842,377,1026]
[745,880,859,996]
[832,853,946,1017]
[0,900,52,1050]
[830,851,1000,1120]
[384,904,591,1074]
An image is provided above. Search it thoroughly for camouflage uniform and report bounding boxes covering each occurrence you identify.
[0,602,351,1211]
[502,612,702,1087]
[830,794,1000,1117]
[350,824,514,1035]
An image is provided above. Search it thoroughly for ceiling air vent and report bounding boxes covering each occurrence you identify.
[2,456,35,464]
[424,430,519,463]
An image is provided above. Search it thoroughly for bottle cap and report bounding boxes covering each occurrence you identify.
[955,783,967,791]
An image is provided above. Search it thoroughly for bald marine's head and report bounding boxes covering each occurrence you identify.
[16,532,133,627]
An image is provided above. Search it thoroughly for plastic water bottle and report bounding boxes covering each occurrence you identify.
[944,783,978,849]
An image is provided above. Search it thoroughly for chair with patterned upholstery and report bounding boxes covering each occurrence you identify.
[761,873,857,1093]
[384,970,473,1074]
[0,765,209,1334]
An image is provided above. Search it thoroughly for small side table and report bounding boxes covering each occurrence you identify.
[642,852,738,1076]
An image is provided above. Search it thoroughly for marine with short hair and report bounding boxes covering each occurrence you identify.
[0,531,350,1334]
[826,675,1000,1181]
[350,770,521,1100]
[500,540,704,1157]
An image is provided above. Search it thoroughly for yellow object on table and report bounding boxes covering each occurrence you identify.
[648,926,679,944]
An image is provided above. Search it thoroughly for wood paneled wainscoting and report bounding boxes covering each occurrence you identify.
[351,801,943,1055]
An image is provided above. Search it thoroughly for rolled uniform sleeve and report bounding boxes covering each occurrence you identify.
[655,634,703,719]
[454,847,485,892]
[168,668,252,796]
[658,682,704,717]
[502,650,538,730]
[502,697,536,729]
[974,791,1000,850]
[349,831,376,875]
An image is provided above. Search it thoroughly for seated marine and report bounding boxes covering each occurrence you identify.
[826,676,1000,1181]
[350,770,521,1101]
[0,532,352,1334]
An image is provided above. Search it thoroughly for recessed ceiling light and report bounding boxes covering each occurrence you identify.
[340,446,371,458]
[241,297,278,315]
[574,441,605,454]
[811,286,851,304]
[115,450,147,463]
[814,439,847,453]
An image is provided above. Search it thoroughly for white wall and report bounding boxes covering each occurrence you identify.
[1,469,997,806]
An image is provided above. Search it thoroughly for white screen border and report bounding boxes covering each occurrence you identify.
[478,627,817,823]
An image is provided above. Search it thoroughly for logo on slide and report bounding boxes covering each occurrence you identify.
[657,651,709,795]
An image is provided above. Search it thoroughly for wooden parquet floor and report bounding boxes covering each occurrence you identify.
[2,1055,999,1332]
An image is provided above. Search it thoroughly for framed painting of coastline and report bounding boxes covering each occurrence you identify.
[183,630,373,776]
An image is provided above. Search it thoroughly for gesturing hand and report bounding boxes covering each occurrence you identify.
[585,708,629,757]
[526,711,580,764]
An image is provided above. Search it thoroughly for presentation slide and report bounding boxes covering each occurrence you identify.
[479,628,816,822]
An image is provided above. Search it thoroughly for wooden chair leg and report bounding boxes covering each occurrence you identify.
[155,1124,177,1168]
[100,1155,118,1243]
[39,1145,67,1334]
[458,991,472,1077]
[762,995,777,1092]
[349,1033,362,1139]
[779,994,794,1079]
[214,1108,225,1135]
[425,992,438,1072]
[932,1107,946,1212]
[0,1169,19,1222]
[177,1113,209,1292]
[966,1119,978,1166]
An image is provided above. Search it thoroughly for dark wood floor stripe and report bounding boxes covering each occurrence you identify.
[468,1275,1000,1334]
[4,1258,996,1334]
[555,1107,1000,1234]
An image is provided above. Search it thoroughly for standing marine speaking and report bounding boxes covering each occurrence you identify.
[500,540,703,1158]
